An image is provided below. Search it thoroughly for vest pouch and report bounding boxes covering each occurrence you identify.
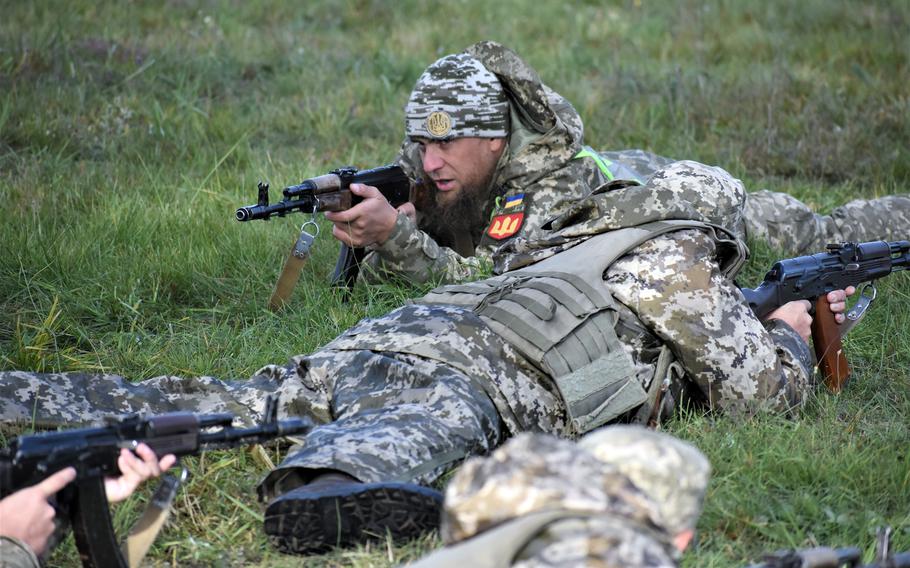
[553,347,646,434]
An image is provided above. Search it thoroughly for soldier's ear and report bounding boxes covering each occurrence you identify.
[488,137,506,154]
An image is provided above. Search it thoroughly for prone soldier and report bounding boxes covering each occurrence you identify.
[288,41,909,288]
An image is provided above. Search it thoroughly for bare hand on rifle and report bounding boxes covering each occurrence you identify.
[325,183,402,247]
[0,444,174,555]
[765,287,855,342]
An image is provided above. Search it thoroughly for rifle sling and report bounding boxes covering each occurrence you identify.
[123,472,184,568]
[840,282,876,337]
[268,229,316,311]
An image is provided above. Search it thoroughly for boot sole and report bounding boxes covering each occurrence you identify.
[263,481,442,554]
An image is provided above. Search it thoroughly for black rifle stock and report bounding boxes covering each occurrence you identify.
[0,396,311,568]
[740,240,909,391]
[236,164,412,292]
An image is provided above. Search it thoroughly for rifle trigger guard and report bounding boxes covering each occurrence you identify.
[841,283,876,337]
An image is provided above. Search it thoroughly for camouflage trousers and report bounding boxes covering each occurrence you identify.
[0,305,566,499]
[743,192,910,254]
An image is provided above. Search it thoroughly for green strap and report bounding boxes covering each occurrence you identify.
[491,195,503,220]
[575,145,614,180]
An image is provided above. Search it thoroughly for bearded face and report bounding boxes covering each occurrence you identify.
[412,136,506,251]
[416,138,505,252]
[418,176,492,250]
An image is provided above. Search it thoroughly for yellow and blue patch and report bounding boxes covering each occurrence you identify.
[504,193,524,209]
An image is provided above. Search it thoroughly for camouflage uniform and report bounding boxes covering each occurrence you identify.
[597,149,910,254]
[0,161,813,503]
[0,536,41,568]
[362,41,604,284]
[406,426,710,568]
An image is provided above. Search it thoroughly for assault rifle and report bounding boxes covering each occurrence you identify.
[0,395,311,568]
[740,240,909,391]
[745,527,910,567]
[235,164,412,304]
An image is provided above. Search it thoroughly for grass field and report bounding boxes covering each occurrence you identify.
[1,1,908,566]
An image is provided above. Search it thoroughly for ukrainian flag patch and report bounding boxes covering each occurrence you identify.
[504,193,524,209]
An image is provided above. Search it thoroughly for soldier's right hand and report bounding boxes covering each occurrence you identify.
[0,466,76,555]
[325,183,399,247]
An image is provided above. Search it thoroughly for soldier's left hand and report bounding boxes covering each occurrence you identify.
[325,183,399,247]
[826,286,856,324]
[104,443,177,503]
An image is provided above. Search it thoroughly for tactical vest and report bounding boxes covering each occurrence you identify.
[419,220,746,434]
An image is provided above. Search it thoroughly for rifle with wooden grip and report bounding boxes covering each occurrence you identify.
[740,240,909,391]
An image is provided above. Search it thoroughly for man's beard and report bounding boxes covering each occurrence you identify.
[419,181,492,254]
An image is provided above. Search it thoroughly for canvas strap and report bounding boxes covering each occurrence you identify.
[268,223,317,311]
[122,468,186,567]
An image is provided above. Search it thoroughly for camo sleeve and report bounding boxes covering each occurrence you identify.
[607,229,815,414]
[0,536,41,568]
[361,211,490,284]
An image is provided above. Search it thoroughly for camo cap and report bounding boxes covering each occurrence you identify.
[405,52,510,140]
[579,426,711,532]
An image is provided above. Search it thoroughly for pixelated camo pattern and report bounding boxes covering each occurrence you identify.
[404,52,510,140]
[577,426,710,532]
[492,159,750,273]
[511,516,678,568]
[421,431,685,567]
[479,160,814,415]
[744,191,910,254]
[442,433,664,543]
[262,303,567,496]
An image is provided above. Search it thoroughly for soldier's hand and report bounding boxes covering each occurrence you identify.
[826,286,856,324]
[766,300,813,342]
[0,466,76,555]
[325,183,398,247]
[104,443,177,503]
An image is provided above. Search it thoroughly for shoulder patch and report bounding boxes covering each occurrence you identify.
[487,212,525,240]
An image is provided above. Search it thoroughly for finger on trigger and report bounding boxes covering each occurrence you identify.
[38,467,77,497]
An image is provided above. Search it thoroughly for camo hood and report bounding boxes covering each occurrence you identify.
[397,40,586,204]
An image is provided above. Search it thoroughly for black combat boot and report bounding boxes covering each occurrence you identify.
[263,471,443,554]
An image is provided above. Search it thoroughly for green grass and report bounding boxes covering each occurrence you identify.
[1,0,908,565]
